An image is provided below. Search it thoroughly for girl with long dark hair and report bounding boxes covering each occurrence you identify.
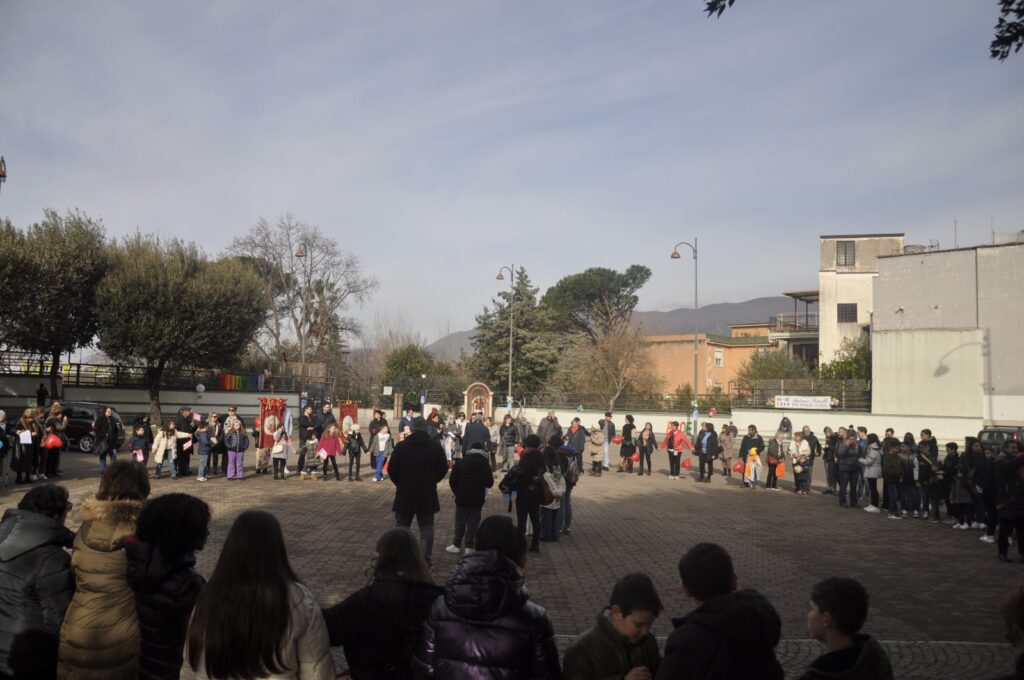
[322,528,441,679]
[182,510,333,680]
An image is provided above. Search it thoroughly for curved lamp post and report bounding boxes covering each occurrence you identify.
[0,157,6,195]
[671,240,698,429]
[496,265,515,411]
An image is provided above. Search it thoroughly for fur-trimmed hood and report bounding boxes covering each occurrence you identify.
[77,498,143,553]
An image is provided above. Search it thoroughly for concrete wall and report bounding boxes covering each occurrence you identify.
[871,329,985,418]
[820,235,904,272]
[818,271,874,363]
[873,244,1024,425]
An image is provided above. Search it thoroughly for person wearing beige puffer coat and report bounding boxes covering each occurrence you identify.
[585,427,606,477]
[58,460,150,680]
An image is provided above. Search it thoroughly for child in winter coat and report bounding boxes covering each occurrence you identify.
[195,422,212,482]
[539,449,566,542]
[745,448,764,489]
[129,425,149,465]
[792,445,812,496]
[344,424,367,481]
[271,429,291,481]
[586,428,606,477]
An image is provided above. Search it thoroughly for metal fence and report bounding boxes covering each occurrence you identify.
[0,351,303,393]
[731,379,871,411]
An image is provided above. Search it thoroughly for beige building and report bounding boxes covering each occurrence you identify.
[872,242,1024,424]
[818,233,905,363]
[645,325,772,394]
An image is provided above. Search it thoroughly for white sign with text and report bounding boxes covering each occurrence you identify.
[774,395,832,410]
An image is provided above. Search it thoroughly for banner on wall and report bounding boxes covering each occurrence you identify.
[258,397,286,448]
[773,395,832,410]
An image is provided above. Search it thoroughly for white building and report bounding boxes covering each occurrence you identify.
[872,242,1024,424]
[818,233,905,364]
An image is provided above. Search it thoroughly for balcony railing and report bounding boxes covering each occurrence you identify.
[771,312,819,332]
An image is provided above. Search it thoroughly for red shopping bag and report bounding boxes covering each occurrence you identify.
[732,461,745,473]
[682,458,692,469]
[44,434,63,449]
[776,463,786,478]
[630,452,640,462]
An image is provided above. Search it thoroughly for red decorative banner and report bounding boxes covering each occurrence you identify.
[258,397,286,449]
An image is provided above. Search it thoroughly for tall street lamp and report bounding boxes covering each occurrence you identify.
[0,157,7,195]
[671,239,698,431]
[496,265,515,411]
[293,242,309,406]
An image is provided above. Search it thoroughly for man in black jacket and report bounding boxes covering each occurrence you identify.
[995,441,1024,563]
[0,484,74,679]
[656,543,783,680]
[738,425,765,488]
[389,417,449,567]
[463,413,491,456]
[445,441,494,555]
[174,406,196,477]
[314,402,336,439]
[514,435,547,554]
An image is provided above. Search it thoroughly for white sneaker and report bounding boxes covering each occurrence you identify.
[957,523,970,530]
[445,545,462,554]
[981,535,995,543]
[973,522,985,530]
[31,474,38,481]
[864,505,880,513]
[40,474,47,480]
[912,511,919,518]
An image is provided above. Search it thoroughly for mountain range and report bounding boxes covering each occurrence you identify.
[426,296,814,361]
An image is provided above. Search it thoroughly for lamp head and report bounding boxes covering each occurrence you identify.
[294,246,305,258]
[496,272,504,280]
[670,250,681,259]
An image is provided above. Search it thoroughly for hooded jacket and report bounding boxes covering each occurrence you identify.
[413,550,560,678]
[322,577,443,680]
[125,539,205,680]
[858,443,882,479]
[586,431,606,462]
[0,508,74,678]
[654,589,783,680]
[563,609,660,680]
[448,448,494,507]
[58,498,144,680]
[797,635,893,680]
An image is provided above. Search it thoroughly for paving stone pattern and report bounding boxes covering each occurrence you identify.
[2,452,1018,678]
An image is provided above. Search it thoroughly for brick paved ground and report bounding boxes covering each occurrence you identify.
[2,451,1019,678]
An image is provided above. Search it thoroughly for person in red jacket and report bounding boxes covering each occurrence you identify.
[661,422,693,480]
[318,424,344,481]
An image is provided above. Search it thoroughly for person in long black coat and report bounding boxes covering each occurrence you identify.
[389,418,449,568]
[0,484,74,679]
[125,493,210,680]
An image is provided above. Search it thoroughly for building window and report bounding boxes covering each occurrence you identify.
[836,240,856,266]
[714,349,724,368]
[837,303,858,323]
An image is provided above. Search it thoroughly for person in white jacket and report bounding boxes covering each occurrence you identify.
[858,433,884,513]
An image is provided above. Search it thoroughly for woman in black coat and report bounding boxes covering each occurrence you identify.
[125,493,210,680]
[0,484,74,679]
[322,528,442,679]
[413,515,560,679]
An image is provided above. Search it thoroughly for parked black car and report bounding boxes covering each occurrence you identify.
[61,401,125,453]
[979,426,1024,453]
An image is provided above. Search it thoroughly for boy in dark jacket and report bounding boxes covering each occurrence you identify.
[656,543,783,680]
[126,493,210,680]
[445,441,494,555]
[563,573,662,680]
[799,577,893,680]
[345,424,368,481]
[0,484,74,679]
[129,425,149,464]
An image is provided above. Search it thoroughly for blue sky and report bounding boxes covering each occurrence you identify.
[2,1,1021,341]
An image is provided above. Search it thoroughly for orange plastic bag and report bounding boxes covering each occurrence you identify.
[682,458,692,469]
[776,463,786,478]
[630,452,640,462]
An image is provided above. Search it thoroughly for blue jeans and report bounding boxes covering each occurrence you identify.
[558,486,573,531]
[838,469,860,507]
[198,453,209,478]
[375,451,387,480]
[98,446,116,473]
[540,507,560,542]
[602,443,610,468]
[154,449,176,478]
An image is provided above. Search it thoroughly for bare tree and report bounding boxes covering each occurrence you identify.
[556,329,658,412]
[231,215,377,370]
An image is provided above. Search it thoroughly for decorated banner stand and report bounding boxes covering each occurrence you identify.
[258,398,286,448]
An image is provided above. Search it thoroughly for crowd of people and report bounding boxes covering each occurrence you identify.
[3,463,1024,679]
[2,408,1024,679]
